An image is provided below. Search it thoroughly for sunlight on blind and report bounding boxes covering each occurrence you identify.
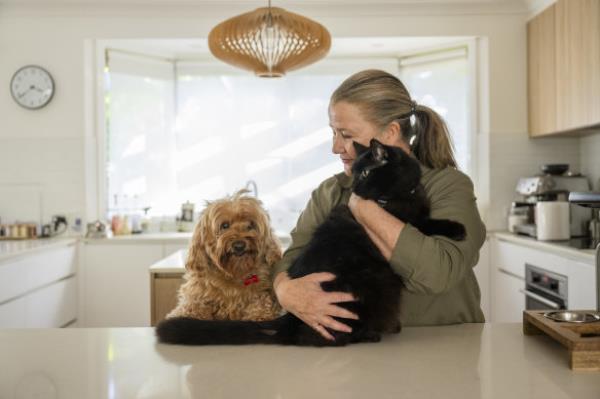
[106,51,470,233]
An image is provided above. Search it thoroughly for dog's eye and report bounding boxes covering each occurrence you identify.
[247,221,256,231]
[361,169,370,179]
[220,222,230,230]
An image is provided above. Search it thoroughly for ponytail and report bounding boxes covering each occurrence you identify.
[401,104,458,169]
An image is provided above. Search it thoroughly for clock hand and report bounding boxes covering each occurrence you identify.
[18,88,32,98]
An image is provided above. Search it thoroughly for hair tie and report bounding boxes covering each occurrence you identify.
[410,100,417,114]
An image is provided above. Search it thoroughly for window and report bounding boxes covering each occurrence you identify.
[104,48,471,232]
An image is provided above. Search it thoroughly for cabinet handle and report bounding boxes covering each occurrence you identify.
[518,289,560,309]
[497,267,525,280]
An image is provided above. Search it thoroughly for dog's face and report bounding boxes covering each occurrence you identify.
[187,193,280,281]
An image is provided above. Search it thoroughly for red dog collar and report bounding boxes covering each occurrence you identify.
[243,274,259,286]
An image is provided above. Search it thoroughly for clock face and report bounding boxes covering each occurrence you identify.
[10,65,55,110]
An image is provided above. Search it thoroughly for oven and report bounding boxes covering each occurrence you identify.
[521,264,568,311]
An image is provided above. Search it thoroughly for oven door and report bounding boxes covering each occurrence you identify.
[520,287,566,311]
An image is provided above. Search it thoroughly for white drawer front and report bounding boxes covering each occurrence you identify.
[494,239,564,278]
[25,277,77,328]
[0,244,76,303]
[0,296,26,327]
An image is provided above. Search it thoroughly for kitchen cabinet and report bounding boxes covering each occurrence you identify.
[0,243,77,328]
[150,273,184,325]
[527,0,600,136]
[528,3,557,136]
[81,241,189,327]
[490,235,596,322]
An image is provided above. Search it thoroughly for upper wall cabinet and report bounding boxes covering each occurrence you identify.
[528,0,600,137]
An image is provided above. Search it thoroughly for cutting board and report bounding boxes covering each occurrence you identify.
[523,310,600,371]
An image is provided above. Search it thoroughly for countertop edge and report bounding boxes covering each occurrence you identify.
[490,231,596,264]
[0,237,78,264]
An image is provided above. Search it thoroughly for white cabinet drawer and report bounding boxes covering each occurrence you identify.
[25,277,77,328]
[0,244,76,303]
[0,297,26,327]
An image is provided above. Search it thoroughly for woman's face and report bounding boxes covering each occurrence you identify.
[329,101,407,176]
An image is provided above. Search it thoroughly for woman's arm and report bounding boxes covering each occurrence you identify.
[349,170,486,295]
[271,175,359,340]
[348,194,404,261]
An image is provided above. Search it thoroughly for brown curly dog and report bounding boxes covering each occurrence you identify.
[167,191,283,321]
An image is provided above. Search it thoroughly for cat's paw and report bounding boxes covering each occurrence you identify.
[446,223,467,241]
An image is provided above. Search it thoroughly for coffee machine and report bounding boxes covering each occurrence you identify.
[512,166,591,238]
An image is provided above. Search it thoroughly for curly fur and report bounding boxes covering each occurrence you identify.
[166,191,283,321]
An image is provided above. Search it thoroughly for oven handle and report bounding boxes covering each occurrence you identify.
[518,289,561,309]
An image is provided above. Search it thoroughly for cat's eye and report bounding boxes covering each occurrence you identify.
[361,169,370,179]
[220,222,230,230]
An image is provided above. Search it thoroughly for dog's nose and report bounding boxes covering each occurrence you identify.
[232,240,246,253]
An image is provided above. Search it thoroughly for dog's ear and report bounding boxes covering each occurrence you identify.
[263,229,283,267]
[185,210,212,273]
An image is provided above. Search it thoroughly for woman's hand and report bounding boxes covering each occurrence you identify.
[273,272,359,341]
[348,193,365,221]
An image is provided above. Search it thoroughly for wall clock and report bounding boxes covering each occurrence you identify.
[10,65,55,110]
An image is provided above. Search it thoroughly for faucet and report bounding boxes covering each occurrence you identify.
[244,180,258,198]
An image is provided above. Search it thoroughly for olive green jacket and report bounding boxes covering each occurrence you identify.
[272,165,487,326]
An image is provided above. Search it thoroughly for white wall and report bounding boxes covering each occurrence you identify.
[0,2,586,230]
[580,130,600,191]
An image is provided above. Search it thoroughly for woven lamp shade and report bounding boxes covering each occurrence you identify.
[208,6,331,77]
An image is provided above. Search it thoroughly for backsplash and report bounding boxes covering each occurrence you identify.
[580,130,600,191]
[0,137,84,227]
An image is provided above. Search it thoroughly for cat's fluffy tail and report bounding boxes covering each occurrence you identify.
[155,314,293,346]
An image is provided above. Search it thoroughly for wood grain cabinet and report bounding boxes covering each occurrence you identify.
[528,0,600,136]
[150,272,184,326]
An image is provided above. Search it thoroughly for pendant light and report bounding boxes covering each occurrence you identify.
[208,0,331,77]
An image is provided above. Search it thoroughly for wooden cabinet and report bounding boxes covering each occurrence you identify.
[528,0,600,136]
[150,273,184,326]
[528,3,557,136]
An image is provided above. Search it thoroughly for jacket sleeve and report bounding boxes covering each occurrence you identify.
[389,169,486,295]
[270,176,342,280]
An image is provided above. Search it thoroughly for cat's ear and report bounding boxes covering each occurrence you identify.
[352,141,369,156]
[370,139,388,163]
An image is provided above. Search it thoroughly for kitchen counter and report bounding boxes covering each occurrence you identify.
[1,323,599,398]
[0,237,77,263]
[493,231,596,263]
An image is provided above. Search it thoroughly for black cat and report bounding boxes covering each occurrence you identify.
[156,139,466,346]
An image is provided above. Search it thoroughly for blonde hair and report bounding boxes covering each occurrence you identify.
[330,69,457,169]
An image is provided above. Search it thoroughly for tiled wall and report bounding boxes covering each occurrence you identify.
[488,131,581,231]
[580,130,600,191]
[0,138,85,226]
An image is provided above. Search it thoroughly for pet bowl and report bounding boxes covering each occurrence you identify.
[543,310,600,323]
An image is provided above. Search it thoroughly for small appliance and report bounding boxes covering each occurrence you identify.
[512,165,591,238]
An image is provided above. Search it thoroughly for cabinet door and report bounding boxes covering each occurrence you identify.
[493,267,525,323]
[151,274,184,326]
[528,3,557,136]
[82,243,164,327]
[555,0,600,131]
[25,277,77,328]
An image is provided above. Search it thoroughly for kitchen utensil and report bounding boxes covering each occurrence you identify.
[544,310,600,323]
[541,163,569,175]
[85,220,108,239]
[524,310,600,370]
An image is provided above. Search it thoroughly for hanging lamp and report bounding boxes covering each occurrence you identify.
[208,0,331,77]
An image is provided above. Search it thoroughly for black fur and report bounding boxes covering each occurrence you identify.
[156,139,466,346]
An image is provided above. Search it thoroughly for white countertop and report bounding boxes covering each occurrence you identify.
[493,231,597,263]
[1,323,598,398]
[0,237,77,263]
[150,249,187,274]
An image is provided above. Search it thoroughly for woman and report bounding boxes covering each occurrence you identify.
[272,69,486,341]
